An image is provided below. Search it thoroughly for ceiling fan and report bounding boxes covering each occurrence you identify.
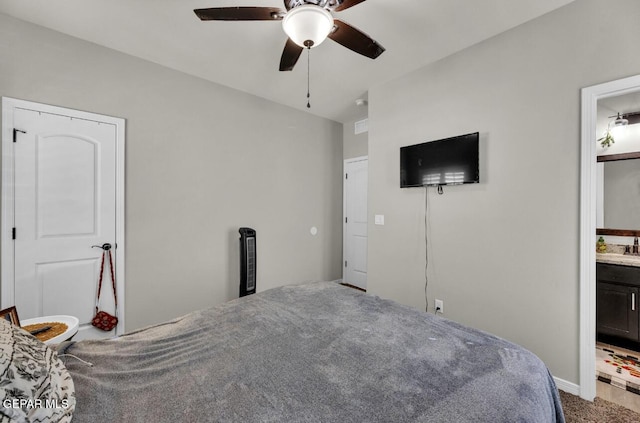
[194,0,385,72]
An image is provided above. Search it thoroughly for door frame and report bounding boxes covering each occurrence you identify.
[343,155,368,289]
[1,97,126,332]
[579,75,640,400]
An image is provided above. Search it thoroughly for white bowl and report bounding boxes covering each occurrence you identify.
[21,315,79,345]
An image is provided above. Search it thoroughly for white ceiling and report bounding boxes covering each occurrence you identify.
[0,0,575,123]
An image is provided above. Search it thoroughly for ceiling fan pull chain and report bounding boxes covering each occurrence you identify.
[306,46,311,108]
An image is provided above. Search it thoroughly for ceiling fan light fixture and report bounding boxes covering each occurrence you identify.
[282,5,334,48]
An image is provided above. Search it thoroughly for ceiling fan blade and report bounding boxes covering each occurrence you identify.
[279,38,304,71]
[328,19,385,60]
[334,0,368,12]
[194,7,285,21]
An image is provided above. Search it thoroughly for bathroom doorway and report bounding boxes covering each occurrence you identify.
[580,75,640,403]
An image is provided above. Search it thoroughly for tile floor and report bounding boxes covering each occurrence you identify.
[596,342,640,413]
[597,380,640,413]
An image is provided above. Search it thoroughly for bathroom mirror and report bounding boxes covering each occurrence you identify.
[598,157,640,235]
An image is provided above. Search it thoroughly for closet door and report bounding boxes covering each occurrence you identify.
[3,98,125,340]
[343,157,368,290]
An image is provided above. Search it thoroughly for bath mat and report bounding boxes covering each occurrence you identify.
[596,346,640,396]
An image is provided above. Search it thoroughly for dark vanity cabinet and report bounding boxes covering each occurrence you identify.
[596,262,639,344]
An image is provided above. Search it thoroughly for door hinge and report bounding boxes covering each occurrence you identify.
[345,217,348,223]
[12,227,16,240]
[13,129,26,143]
[345,260,347,267]
[345,173,348,179]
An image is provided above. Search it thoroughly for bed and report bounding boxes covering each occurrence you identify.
[1,281,564,422]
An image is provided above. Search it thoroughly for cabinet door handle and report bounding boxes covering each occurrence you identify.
[633,293,637,312]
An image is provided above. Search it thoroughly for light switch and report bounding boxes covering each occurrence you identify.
[374,215,385,225]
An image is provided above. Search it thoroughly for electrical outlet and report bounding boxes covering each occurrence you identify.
[435,299,444,314]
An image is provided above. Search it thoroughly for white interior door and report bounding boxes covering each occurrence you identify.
[343,157,368,290]
[2,98,125,340]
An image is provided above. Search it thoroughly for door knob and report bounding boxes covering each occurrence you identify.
[91,243,112,251]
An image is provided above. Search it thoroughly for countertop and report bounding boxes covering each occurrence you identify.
[596,252,640,267]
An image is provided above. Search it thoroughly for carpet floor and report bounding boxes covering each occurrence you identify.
[560,390,640,422]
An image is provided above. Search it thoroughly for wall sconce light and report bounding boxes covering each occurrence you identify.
[612,112,629,128]
[610,112,629,139]
[599,112,630,148]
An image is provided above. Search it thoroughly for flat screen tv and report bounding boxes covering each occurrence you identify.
[400,132,479,188]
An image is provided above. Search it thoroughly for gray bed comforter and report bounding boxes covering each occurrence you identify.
[60,281,564,422]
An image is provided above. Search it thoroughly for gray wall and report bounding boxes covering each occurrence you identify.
[367,0,640,385]
[0,13,343,331]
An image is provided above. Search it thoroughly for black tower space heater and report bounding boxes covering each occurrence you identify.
[239,227,256,297]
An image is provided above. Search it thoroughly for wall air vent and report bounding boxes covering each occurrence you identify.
[354,118,369,135]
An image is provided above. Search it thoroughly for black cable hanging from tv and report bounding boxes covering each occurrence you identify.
[424,186,429,312]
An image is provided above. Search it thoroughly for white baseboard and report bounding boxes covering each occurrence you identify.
[554,376,580,397]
